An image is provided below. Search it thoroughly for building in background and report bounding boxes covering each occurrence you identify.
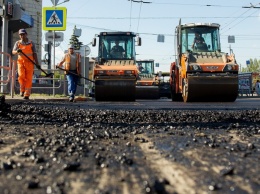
[0,0,42,59]
[0,0,42,93]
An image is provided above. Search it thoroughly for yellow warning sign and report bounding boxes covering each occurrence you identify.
[42,7,67,31]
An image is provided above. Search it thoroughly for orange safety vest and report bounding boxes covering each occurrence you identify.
[17,40,34,62]
[64,53,80,74]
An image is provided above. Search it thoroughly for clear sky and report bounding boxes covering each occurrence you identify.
[42,0,260,72]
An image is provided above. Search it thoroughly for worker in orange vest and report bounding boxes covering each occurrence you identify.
[57,44,81,102]
[12,29,39,100]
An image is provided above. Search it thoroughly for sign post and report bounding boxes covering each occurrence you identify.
[45,32,64,42]
[51,0,60,6]
[228,35,235,55]
[42,6,67,96]
[82,45,91,96]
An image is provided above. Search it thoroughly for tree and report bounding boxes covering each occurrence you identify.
[69,25,83,50]
[241,58,260,73]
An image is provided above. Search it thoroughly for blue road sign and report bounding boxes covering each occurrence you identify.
[42,7,67,31]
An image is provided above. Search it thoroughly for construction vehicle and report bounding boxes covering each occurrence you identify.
[135,59,160,99]
[158,72,171,98]
[170,21,239,102]
[92,32,141,101]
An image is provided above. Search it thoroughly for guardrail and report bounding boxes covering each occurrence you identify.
[14,69,63,88]
[0,52,16,98]
[14,68,65,96]
[238,89,259,97]
[0,50,66,98]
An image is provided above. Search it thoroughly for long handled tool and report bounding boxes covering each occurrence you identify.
[19,50,54,77]
[56,66,95,83]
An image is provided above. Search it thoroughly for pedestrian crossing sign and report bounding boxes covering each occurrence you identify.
[42,7,67,31]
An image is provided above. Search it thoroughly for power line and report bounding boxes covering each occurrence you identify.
[129,0,133,30]
[242,3,260,8]
[128,0,152,32]
[67,20,260,36]
[136,1,142,32]
[221,9,259,34]
[149,2,242,8]
[67,16,260,20]
[128,0,152,3]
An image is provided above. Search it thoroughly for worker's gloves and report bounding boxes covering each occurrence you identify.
[17,49,22,53]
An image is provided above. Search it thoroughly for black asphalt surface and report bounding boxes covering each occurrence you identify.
[0,96,259,194]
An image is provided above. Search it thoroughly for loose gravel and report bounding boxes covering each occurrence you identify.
[0,97,259,194]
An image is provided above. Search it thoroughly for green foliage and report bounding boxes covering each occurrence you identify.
[54,71,65,79]
[69,25,83,50]
[241,58,260,73]
[40,71,64,80]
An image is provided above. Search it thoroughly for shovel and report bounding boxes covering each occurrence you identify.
[19,50,54,77]
[56,66,95,83]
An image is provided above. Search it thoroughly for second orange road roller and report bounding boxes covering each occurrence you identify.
[170,20,239,102]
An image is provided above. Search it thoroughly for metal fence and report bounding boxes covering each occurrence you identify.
[0,52,16,97]
[1,52,89,98]
[13,68,65,96]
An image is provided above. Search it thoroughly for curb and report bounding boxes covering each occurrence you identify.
[4,95,92,103]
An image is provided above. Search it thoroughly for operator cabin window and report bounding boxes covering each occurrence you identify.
[100,41,109,58]
[110,40,125,58]
[181,30,192,52]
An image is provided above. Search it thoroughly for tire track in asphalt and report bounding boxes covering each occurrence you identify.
[88,167,143,194]
[0,138,25,155]
[183,131,257,194]
[138,135,205,194]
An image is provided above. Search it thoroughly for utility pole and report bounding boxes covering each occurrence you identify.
[48,0,68,96]
[48,41,52,71]
[0,0,13,93]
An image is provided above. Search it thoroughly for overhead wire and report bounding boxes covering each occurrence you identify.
[65,0,89,13]
[67,16,260,20]
[65,1,260,37]
[129,0,133,30]
[149,2,242,8]
[136,1,143,32]
[64,0,259,36]
[222,9,259,34]
[220,3,258,34]
[45,0,260,63]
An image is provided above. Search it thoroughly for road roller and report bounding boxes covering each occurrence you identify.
[135,59,160,99]
[170,20,239,102]
[92,32,141,101]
